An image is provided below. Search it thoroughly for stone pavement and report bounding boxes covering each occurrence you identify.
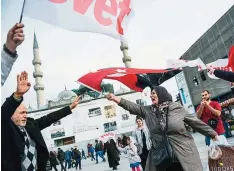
[54,133,234,171]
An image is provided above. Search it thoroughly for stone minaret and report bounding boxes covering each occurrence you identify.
[33,32,45,109]
[120,41,131,68]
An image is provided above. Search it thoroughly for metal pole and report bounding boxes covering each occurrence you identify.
[19,0,26,23]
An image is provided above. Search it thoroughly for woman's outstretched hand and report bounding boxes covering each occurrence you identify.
[106,93,121,104]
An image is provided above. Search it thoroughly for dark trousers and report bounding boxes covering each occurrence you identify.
[52,165,58,171]
[140,150,149,171]
[60,161,66,171]
[76,159,82,170]
[65,159,71,169]
[157,162,183,171]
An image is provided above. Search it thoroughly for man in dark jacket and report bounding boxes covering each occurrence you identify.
[57,148,66,171]
[73,147,82,170]
[1,71,80,171]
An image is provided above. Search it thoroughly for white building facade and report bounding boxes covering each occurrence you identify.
[28,90,149,152]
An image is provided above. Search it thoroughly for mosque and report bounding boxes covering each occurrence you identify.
[28,33,148,152]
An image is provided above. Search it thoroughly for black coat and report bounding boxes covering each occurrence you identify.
[49,155,58,166]
[104,141,120,168]
[214,70,234,82]
[1,94,72,171]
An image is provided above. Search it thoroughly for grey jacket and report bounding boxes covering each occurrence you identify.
[132,125,152,151]
[1,50,17,86]
[118,98,217,171]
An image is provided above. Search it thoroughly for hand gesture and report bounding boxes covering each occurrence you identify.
[14,71,31,98]
[5,23,25,53]
[200,100,206,107]
[207,66,215,75]
[106,93,115,101]
[212,135,219,141]
[106,93,121,104]
[203,101,209,107]
[70,96,81,110]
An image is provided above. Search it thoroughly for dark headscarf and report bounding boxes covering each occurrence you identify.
[152,86,172,104]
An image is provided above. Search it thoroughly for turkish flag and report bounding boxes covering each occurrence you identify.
[228,45,234,71]
[77,67,180,93]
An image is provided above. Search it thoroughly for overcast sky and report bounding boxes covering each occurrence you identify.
[1,0,234,109]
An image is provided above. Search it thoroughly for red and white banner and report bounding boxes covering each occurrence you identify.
[99,132,115,142]
[77,67,176,93]
[24,0,135,41]
[206,58,231,79]
[167,58,206,71]
[167,58,232,79]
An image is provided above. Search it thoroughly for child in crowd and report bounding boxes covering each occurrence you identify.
[118,136,141,171]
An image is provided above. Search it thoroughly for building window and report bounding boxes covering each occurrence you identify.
[54,136,75,147]
[200,71,207,81]
[103,121,117,132]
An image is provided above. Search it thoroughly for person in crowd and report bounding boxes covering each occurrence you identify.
[106,86,218,171]
[221,108,233,138]
[57,148,66,171]
[196,90,226,146]
[65,148,72,169]
[118,137,141,171]
[73,147,82,170]
[95,139,106,164]
[132,117,151,171]
[81,149,86,159]
[207,66,234,82]
[70,147,76,168]
[49,151,59,171]
[1,23,25,86]
[99,140,104,152]
[1,71,81,171]
[88,144,95,161]
[104,139,120,170]
[121,134,128,147]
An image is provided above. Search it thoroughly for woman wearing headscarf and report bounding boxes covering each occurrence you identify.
[132,117,151,171]
[103,139,120,170]
[106,86,218,171]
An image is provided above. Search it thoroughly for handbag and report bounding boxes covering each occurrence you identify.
[151,107,177,167]
[208,118,219,129]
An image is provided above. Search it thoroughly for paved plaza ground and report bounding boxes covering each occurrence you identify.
[54,132,234,171]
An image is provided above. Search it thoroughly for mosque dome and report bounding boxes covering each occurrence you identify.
[58,89,77,100]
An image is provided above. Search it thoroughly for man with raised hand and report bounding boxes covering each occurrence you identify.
[1,71,81,171]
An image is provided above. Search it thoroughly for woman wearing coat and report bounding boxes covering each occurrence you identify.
[106,86,218,171]
[132,117,151,171]
[49,151,59,171]
[104,139,120,170]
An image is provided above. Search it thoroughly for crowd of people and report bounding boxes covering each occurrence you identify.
[1,22,234,171]
[48,146,87,171]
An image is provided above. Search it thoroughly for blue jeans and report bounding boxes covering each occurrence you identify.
[95,151,105,163]
[205,133,226,146]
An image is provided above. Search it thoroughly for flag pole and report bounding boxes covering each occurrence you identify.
[19,0,26,23]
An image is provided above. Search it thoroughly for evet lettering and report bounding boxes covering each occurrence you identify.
[117,0,131,35]
[74,0,93,14]
[209,65,231,71]
[94,0,117,26]
[49,0,131,34]
[49,0,67,3]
